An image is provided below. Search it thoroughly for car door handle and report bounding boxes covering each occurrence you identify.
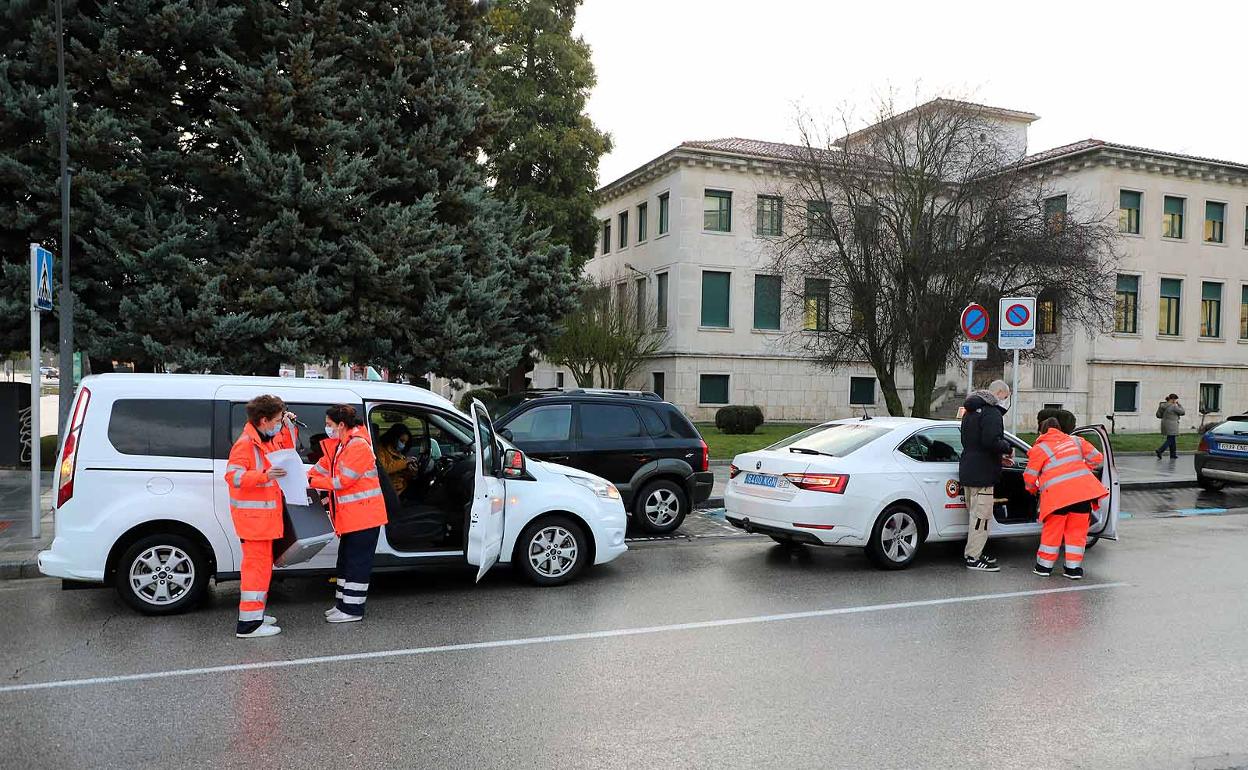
[921,478,941,483]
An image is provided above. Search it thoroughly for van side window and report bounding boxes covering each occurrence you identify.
[229,402,341,464]
[108,399,214,459]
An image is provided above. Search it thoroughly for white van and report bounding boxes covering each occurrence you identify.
[38,374,629,615]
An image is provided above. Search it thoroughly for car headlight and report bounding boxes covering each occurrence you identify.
[566,475,620,500]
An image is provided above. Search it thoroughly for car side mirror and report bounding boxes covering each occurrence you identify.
[499,427,514,441]
[502,448,526,478]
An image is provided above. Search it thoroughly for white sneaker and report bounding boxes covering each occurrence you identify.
[325,607,337,617]
[263,615,277,626]
[237,624,282,639]
[325,609,362,624]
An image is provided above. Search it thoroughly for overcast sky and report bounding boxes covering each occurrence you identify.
[575,0,1247,186]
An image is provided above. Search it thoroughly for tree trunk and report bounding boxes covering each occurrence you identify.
[295,362,305,377]
[329,359,341,379]
[909,361,939,418]
[876,369,905,416]
[504,350,533,393]
[89,357,115,374]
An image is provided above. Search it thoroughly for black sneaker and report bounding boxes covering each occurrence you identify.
[1033,563,1053,577]
[1064,566,1084,580]
[965,556,1000,572]
[981,554,998,566]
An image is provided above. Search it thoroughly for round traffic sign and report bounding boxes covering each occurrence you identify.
[960,304,989,341]
[1006,303,1030,327]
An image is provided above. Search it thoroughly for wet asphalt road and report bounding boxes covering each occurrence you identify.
[5,505,1248,769]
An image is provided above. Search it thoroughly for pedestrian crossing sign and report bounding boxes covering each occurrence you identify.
[31,244,53,312]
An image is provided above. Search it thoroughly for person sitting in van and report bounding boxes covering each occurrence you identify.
[224,394,299,639]
[310,404,389,624]
[375,423,418,497]
[1024,417,1107,580]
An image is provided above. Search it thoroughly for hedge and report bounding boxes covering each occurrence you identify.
[715,405,765,435]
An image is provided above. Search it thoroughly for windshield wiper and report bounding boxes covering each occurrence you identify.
[789,447,836,457]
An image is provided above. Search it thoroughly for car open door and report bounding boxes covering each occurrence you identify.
[1073,424,1118,541]
[466,400,506,581]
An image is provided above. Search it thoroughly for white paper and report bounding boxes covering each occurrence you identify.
[267,448,310,506]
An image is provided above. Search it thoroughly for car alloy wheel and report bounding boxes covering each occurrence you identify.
[880,510,919,563]
[527,525,579,579]
[644,488,680,527]
[128,544,196,607]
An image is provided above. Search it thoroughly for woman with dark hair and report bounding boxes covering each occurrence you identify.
[309,404,388,623]
[376,423,418,496]
[1024,417,1107,579]
[224,394,299,638]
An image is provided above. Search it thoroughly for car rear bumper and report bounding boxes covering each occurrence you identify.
[1195,453,1248,483]
[38,539,106,583]
[688,471,714,503]
[723,487,868,546]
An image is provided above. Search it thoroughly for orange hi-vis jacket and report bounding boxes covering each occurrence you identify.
[309,425,388,536]
[1023,428,1108,518]
[224,422,298,541]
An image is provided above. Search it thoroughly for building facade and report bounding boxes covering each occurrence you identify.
[533,104,1248,431]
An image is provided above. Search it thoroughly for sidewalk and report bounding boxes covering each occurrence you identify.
[0,470,55,579]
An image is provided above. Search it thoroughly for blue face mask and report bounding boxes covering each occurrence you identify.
[324,425,337,439]
[396,440,407,452]
[263,423,282,437]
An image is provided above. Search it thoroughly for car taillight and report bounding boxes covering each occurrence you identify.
[1198,436,1210,453]
[699,440,709,473]
[783,472,849,494]
[729,463,741,479]
[57,386,90,508]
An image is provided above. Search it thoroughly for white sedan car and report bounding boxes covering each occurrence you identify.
[724,417,1119,569]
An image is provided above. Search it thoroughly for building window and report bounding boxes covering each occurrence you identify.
[1199,383,1222,414]
[1114,274,1139,334]
[1044,195,1068,230]
[658,192,669,235]
[752,275,781,330]
[1163,196,1185,239]
[807,201,831,238]
[1241,285,1248,340]
[634,276,647,329]
[601,220,611,254]
[1159,278,1182,336]
[1201,281,1222,338]
[1038,298,1058,334]
[637,202,648,242]
[656,272,668,329]
[618,211,629,249]
[652,372,665,400]
[1113,381,1139,413]
[700,270,731,328]
[757,195,783,237]
[1204,201,1226,244]
[1119,190,1141,234]
[704,189,732,232]
[699,374,730,405]
[803,278,831,331]
[849,377,876,406]
[616,281,628,314]
[556,372,565,389]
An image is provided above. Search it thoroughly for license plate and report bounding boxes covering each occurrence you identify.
[744,472,779,488]
[1218,442,1248,453]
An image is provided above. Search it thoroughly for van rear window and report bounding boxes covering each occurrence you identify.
[108,399,214,459]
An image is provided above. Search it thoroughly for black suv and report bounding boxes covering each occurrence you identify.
[495,390,712,534]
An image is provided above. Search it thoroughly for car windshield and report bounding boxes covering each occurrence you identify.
[1209,418,1248,436]
[767,423,892,457]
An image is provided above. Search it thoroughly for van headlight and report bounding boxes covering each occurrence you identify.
[566,475,620,500]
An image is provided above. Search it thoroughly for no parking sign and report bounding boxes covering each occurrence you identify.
[998,297,1036,350]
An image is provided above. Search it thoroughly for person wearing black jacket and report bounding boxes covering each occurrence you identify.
[959,380,1012,572]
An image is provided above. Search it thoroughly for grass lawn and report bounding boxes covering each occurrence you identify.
[697,423,816,461]
[698,422,1201,461]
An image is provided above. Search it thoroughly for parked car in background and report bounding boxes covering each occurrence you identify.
[723,417,1119,570]
[39,366,59,378]
[496,389,712,534]
[1196,415,1248,490]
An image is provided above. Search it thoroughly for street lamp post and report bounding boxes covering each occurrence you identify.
[54,0,74,435]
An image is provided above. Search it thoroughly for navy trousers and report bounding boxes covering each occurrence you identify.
[334,526,380,617]
[1156,434,1177,458]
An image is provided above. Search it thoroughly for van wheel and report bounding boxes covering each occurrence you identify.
[115,533,210,615]
[866,504,924,570]
[634,480,688,534]
[514,515,588,587]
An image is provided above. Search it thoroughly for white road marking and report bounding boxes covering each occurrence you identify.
[0,582,1126,695]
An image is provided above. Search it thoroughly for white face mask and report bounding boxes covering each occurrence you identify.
[324,425,337,438]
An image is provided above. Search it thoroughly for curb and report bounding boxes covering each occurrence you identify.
[0,557,47,581]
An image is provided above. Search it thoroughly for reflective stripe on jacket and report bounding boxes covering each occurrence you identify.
[1023,428,1107,518]
[224,422,297,540]
[309,426,388,535]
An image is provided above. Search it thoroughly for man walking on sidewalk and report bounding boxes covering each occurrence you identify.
[958,379,1013,572]
[1155,393,1184,460]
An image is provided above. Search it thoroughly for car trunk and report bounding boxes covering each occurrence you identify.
[731,450,812,502]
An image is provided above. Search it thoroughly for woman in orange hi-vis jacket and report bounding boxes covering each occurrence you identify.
[224,395,299,639]
[1024,417,1108,580]
[309,404,388,624]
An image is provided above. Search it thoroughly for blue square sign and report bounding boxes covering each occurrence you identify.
[31,244,53,312]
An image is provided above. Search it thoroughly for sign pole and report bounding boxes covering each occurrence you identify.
[1010,349,1020,436]
[967,359,974,396]
[29,245,42,540]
